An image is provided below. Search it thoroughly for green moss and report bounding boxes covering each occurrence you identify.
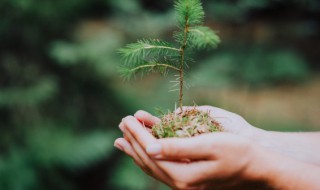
[152,108,222,138]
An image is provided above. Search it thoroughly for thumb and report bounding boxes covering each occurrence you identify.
[134,110,161,127]
[146,134,216,160]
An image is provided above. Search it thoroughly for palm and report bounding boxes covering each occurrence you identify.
[135,106,260,137]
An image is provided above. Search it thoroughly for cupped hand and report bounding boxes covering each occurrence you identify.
[134,105,264,139]
[115,115,268,190]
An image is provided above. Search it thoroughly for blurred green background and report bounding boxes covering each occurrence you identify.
[0,0,319,189]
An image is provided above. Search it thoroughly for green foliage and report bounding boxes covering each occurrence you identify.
[0,0,318,189]
[242,50,310,86]
[0,128,116,190]
[119,0,220,80]
[26,128,116,168]
[0,151,37,190]
[108,0,142,14]
[206,0,268,22]
[174,0,205,28]
[0,0,129,190]
[50,29,124,77]
[0,78,58,107]
[119,0,220,109]
[191,49,310,88]
[119,39,181,79]
[119,39,179,65]
[206,0,320,22]
[110,157,153,190]
[188,26,221,49]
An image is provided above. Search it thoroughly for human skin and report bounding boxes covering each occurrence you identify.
[133,106,320,166]
[114,106,320,189]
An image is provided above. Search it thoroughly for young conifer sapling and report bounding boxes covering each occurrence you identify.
[119,0,222,138]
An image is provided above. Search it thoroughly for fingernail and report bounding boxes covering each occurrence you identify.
[119,122,125,132]
[146,144,162,156]
[114,142,124,151]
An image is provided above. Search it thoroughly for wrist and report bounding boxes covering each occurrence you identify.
[244,144,294,189]
[242,144,260,181]
[247,146,320,190]
[245,127,277,150]
[242,126,268,144]
[243,144,275,184]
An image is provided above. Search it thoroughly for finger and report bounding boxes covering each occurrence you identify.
[119,122,125,133]
[196,106,253,133]
[146,134,217,160]
[120,121,151,135]
[114,138,155,177]
[134,110,161,127]
[175,105,240,132]
[114,138,146,168]
[119,119,164,178]
[157,160,219,187]
[122,116,157,149]
[125,130,173,186]
[198,105,234,116]
[114,138,132,155]
[121,121,153,140]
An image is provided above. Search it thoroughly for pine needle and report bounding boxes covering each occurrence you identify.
[118,0,221,114]
[189,26,221,49]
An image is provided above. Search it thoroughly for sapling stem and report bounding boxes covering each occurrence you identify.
[179,15,189,112]
[119,0,220,114]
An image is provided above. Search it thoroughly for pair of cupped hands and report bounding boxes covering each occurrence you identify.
[114,106,270,190]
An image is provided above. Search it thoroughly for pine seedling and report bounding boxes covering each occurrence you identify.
[119,0,222,138]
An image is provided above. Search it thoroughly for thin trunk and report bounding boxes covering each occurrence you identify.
[179,50,184,112]
[179,15,189,112]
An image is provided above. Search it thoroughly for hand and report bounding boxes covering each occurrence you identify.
[115,106,320,189]
[134,105,264,139]
[134,106,320,165]
[115,115,268,190]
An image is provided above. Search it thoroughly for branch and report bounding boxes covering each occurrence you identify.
[119,39,181,66]
[136,44,181,52]
[120,63,180,80]
[129,63,180,72]
[188,26,220,49]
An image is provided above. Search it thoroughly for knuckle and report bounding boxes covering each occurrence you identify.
[161,142,178,156]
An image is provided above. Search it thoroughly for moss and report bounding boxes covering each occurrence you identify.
[152,108,222,138]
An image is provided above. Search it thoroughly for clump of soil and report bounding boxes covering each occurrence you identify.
[152,108,223,139]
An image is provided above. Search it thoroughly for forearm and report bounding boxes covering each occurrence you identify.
[255,131,320,166]
[250,147,320,190]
